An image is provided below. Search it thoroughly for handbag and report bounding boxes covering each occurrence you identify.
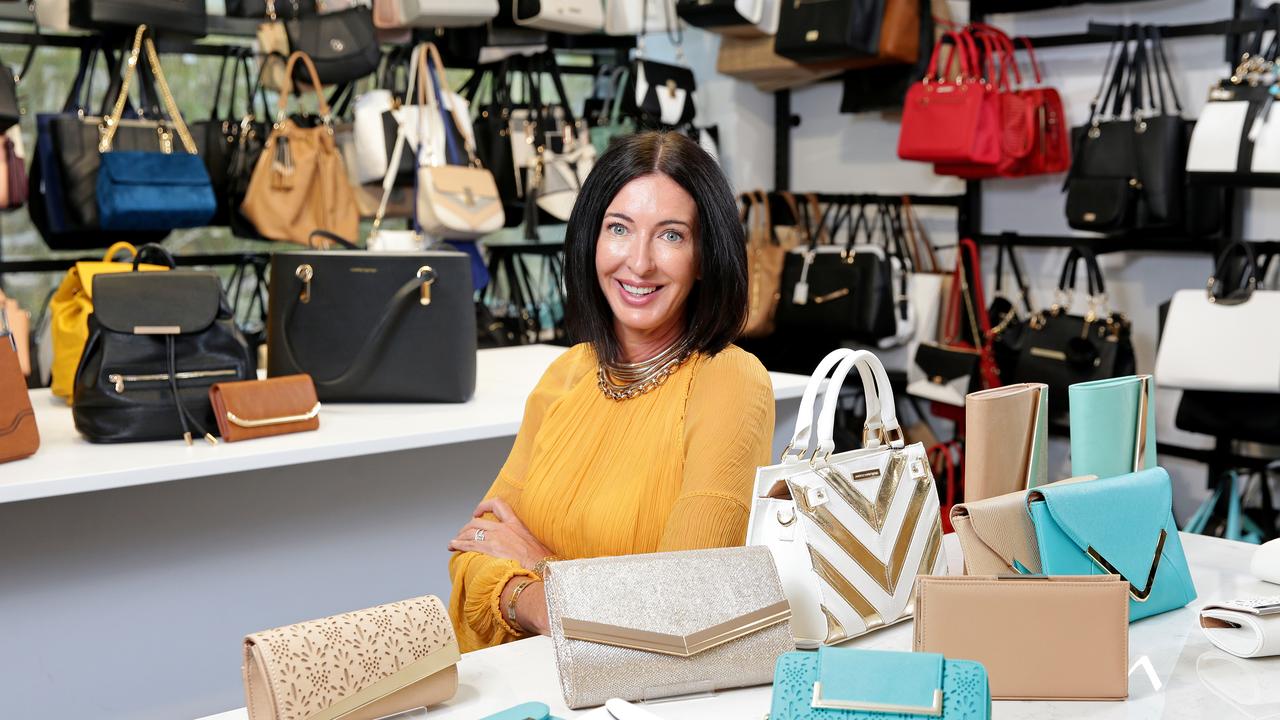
[748,349,948,647]
[963,382,1047,502]
[226,62,274,240]
[210,374,319,443]
[588,67,636,154]
[243,595,460,720]
[774,0,884,63]
[228,0,314,16]
[1200,599,1280,659]
[285,3,380,86]
[33,0,72,31]
[1069,374,1157,480]
[508,0,604,33]
[717,35,843,91]
[0,126,28,211]
[1176,390,1280,445]
[352,46,419,186]
[241,52,360,247]
[415,43,506,240]
[625,57,697,128]
[986,243,1033,381]
[770,648,990,720]
[194,52,271,226]
[544,546,794,709]
[914,575,1129,700]
[0,291,30,378]
[1027,468,1197,622]
[71,0,206,36]
[741,190,787,338]
[677,0,773,37]
[950,475,1095,576]
[267,249,476,402]
[96,26,216,232]
[0,333,38,464]
[605,0,674,35]
[377,0,498,27]
[481,704,564,720]
[72,245,255,444]
[48,242,168,401]
[1011,247,1135,425]
[898,31,1000,165]
[1156,241,1280,392]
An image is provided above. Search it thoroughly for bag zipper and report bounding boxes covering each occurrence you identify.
[108,368,238,394]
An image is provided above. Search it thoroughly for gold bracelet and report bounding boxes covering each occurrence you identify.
[506,579,536,635]
[533,556,561,581]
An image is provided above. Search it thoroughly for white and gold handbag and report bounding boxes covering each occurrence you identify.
[748,348,948,648]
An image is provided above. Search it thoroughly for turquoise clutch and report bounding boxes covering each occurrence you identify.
[479,703,562,720]
[769,648,990,720]
[1068,375,1157,479]
[1028,468,1197,622]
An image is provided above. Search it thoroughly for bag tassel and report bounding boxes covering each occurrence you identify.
[272,134,294,190]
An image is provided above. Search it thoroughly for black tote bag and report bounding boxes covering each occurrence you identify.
[268,249,478,403]
[286,6,380,86]
[775,0,885,63]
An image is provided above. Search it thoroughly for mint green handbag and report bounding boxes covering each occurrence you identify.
[589,67,635,155]
[1028,468,1197,622]
[1068,374,1157,479]
[770,648,991,720]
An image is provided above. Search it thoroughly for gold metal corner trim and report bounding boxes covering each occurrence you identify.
[559,600,791,657]
[1086,528,1167,602]
[1133,376,1150,473]
[812,682,943,716]
[820,605,846,646]
[226,403,321,429]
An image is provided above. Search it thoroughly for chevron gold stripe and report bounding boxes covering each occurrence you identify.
[808,545,884,634]
[820,605,847,646]
[819,453,905,532]
[888,473,935,591]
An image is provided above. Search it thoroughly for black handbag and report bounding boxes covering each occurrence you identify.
[286,5,380,86]
[624,58,697,129]
[839,0,933,114]
[194,52,270,227]
[774,201,896,343]
[225,60,273,241]
[1176,391,1280,445]
[71,0,207,35]
[227,0,315,17]
[775,0,885,64]
[268,247,478,402]
[1011,247,1135,424]
[986,243,1034,382]
[676,0,759,31]
[72,245,256,444]
[1065,25,1189,234]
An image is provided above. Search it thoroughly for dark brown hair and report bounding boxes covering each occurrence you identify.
[563,131,747,364]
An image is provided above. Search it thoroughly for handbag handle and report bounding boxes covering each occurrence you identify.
[275,264,438,389]
[101,241,139,263]
[781,348,872,461]
[278,51,332,125]
[1015,36,1044,86]
[994,243,1034,314]
[926,30,978,83]
[99,25,199,156]
[131,243,176,271]
[307,230,360,250]
[1208,241,1262,303]
[900,196,941,273]
[418,41,482,168]
[815,349,903,458]
[371,43,421,233]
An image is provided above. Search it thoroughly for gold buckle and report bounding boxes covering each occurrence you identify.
[1086,529,1167,602]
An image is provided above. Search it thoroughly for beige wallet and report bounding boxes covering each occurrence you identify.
[951,474,1097,575]
[963,383,1048,502]
[914,575,1129,700]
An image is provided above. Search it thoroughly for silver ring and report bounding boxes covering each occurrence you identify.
[474,529,486,542]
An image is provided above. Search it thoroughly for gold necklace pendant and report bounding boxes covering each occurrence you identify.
[597,341,693,401]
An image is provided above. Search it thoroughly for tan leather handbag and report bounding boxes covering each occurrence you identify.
[742,190,786,339]
[243,595,460,720]
[0,291,30,377]
[0,335,37,464]
[241,52,360,248]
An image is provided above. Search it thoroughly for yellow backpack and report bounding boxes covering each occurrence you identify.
[49,242,168,401]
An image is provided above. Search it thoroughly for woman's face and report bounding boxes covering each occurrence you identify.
[595,173,701,342]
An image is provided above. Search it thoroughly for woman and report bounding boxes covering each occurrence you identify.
[448,131,774,652]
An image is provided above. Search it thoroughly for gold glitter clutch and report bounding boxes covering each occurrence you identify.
[544,546,795,709]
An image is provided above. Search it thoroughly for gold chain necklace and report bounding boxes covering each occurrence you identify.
[597,339,694,401]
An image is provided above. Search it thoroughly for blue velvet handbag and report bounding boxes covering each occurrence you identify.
[770,648,991,720]
[97,150,216,231]
[1028,468,1197,622]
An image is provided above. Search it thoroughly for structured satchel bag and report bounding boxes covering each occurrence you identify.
[605,0,674,35]
[544,546,794,709]
[1028,468,1197,622]
[71,0,207,35]
[96,26,216,232]
[963,382,1047,502]
[0,332,38,464]
[243,595,460,720]
[774,0,884,63]
[376,0,498,27]
[677,0,772,37]
[268,249,476,402]
[749,349,948,648]
[1068,374,1157,480]
[72,245,255,444]
[285,2,380,86]
[1156,241,1280,393]
[898,31,1000,165]
[241,52,359,247]
[507,0,604,33]
[770,648,990,720]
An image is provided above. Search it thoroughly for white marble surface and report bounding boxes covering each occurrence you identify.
[197,533,1280,720]
[0,345,810,504]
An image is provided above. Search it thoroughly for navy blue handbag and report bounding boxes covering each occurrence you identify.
[95,26,215,232]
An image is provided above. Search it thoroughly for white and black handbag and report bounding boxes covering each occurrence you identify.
[676,0,779,37]
[508,0,604,33]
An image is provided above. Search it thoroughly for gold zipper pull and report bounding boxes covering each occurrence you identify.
[417,266,437,306]
[110,374,125,393]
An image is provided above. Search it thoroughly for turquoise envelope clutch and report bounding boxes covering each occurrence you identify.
[1028,467,1197,622]
[1068,375,1157,479]
[770,648,991,720]
[479,702,562,720]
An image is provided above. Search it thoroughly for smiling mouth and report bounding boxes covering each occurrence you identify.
[618,280,662,297]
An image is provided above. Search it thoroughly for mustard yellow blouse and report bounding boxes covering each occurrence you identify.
[448,343,775,652]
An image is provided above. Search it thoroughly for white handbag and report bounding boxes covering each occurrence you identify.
[512,0,604,34]
[386,0,499,27]
[677,0,777,37]
[33,0,71,32]
[1155,242,1280,392]
[604,0,675,35]
[748,349,948,648]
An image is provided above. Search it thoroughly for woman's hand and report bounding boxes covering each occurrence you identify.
[448,497,554,570]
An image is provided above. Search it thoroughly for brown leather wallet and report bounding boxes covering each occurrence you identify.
[913,575,1129,700]
[0,338,38,463]
[209,374,319,443]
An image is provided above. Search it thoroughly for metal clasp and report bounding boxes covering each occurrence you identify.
[417,266,437,306]
[296,264,314,304]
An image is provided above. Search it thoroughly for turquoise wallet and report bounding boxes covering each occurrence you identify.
[1028,467,1197,622]
[479,702,563,720]
[769,648,991,719]
[1068,375,1157,479]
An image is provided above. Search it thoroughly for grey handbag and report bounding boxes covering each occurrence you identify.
[544,546,794,709]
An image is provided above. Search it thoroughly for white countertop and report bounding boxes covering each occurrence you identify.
[198,533,1280,720]
[0,345,810,505]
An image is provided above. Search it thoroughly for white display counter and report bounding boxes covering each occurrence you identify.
[199,533,1280,720]
[0,345,809,720]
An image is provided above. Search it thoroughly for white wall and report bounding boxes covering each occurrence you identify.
[663,0,1279,520]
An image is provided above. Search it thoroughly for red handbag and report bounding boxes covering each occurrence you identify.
[929,237,1001,423]
[898,30,1001,165]
[1011,36,1071,175]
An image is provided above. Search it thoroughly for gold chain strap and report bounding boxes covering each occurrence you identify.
[98,25,198,156]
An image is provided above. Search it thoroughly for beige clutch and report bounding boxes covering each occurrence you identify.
[951,474,1096,575]
[243,595,460,720]
[544,546,795,709]
[914,575,1129,700]
[963,382,1048,502]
